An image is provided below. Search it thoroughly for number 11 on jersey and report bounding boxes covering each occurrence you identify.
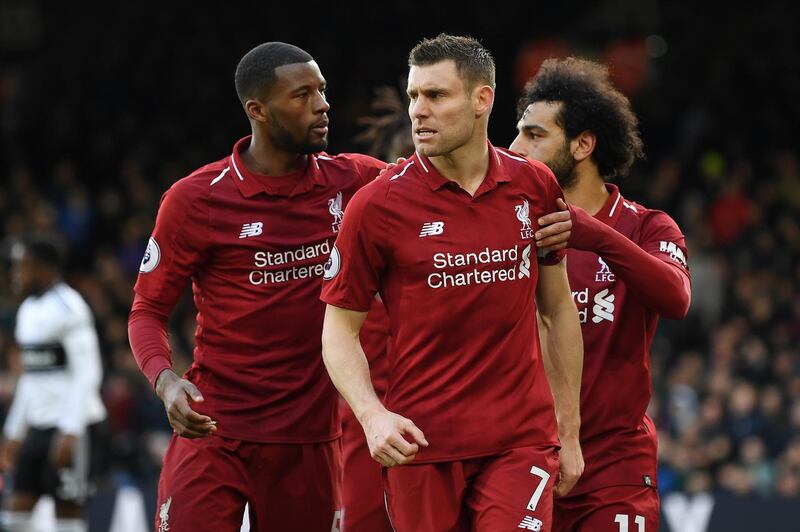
[615,513,645,531]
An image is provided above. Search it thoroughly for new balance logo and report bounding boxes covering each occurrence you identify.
[239,222,263,238]
[419,221,444,237]
[592,288,615,323]
[518,515,543,531]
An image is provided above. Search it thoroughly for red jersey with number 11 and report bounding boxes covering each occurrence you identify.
[567,184,690,494]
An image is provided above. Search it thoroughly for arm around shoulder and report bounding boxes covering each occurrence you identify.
[568,205,691,319]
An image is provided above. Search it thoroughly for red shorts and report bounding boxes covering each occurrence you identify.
[383,445,559,531]
[155,434,342,532]
[553,484,659,532]
[341,405,392,532]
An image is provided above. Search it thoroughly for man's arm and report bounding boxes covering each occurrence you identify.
[1,375,28,472]
[322,304,427,467]
[536,260,584,496]
[541,199,691,318]
[128,294,215,439]
[128,181,216,439]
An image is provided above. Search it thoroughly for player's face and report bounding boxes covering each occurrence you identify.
[266,60,330,154]
[407,61,477,157]
[510,101,578,189]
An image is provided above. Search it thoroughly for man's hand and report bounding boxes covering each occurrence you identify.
[377,157,407,178]
[0,439,21,472]
[360,407,428,467]
[50,432,78,469]
[156,370,216,439]
[535,198,573,252]
[554,435,584,497]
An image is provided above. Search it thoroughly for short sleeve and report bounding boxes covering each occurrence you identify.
[321,182,387,312]
[133,180,208,311]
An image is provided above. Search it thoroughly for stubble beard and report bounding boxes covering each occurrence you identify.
[416,122,474,159]
[546,141,578,190]
[270,118,328,155]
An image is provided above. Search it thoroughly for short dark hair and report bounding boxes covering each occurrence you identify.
[518,57,644,179]
[409,34,495,89]
[234,42,314,102]
[19,236,63,269]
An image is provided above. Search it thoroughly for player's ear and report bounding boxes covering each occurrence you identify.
[571,130,596,162]
[245,98,269,124]
[474,85,494,118]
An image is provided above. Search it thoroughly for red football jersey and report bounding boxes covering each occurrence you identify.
[322,144,565,462]
[133,136,385,443]
[567,184,690,494]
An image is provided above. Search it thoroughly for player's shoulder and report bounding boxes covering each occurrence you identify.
[625,197,681,231]
[617,194,685,243]
[168,157,230,196]
[376,157,429,197]
[495,146,549,174]
[47,283,93,323]
[317,152,384,172]
[351,169,394,204]
[316,152,385,186]
[494,147,558,188]
[157,156,231,216]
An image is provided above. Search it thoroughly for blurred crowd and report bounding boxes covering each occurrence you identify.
[0,2,798,520]
[641,147,800,499]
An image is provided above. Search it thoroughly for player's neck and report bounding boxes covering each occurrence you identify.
[31,277,58,297]
[243,138,307,176]
[429,134,489,196]
[564,172,609,216]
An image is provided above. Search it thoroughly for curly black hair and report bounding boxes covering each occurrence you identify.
[518,57,644,179]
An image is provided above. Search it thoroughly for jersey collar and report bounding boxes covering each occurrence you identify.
[593,183,625,227]
[414,141,512,197]
[229,136,324,198]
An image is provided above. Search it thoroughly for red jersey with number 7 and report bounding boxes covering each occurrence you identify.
[322,144,566,463]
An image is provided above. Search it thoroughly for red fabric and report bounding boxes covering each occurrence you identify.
[553,484,660,532]
[567,185,691,319]
[565,185,690,495]
[322,144,563,463]
[156,435,342,532]
[127,296,172,386]
[340,298,392,532]
[129,136,384,443]
[341,405,393,532]
[383,445,559,531]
